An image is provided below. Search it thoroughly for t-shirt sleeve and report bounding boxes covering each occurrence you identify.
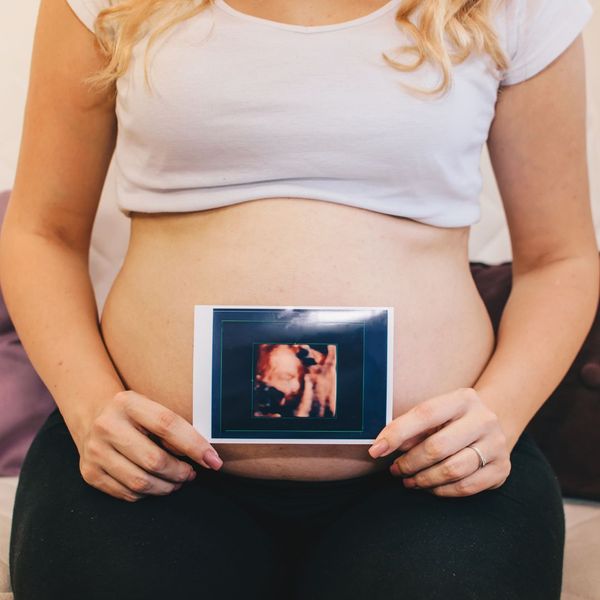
[65,0,109,33]
[501,0,594,86]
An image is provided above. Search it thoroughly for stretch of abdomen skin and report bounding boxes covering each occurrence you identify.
[100,197,495,481]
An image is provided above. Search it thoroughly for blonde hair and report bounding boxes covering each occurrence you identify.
[86,0,510,99]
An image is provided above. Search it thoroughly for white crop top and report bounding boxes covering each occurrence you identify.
[66,0,594,227]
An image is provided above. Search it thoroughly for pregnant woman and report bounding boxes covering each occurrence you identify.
[1,0,598,598]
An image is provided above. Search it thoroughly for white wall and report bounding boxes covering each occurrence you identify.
[1,1,599,310]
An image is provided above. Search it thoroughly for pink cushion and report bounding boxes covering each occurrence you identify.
[0,189,56,476]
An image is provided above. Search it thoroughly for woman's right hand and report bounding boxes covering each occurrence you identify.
[74,390,223,502]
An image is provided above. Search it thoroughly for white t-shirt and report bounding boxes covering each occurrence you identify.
[66,0,593,227]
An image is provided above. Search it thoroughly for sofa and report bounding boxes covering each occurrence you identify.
[1,2,600,598]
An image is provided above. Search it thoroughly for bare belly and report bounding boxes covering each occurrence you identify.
[99,198,495,480]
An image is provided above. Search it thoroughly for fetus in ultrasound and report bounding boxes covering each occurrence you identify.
[252,344,337,418]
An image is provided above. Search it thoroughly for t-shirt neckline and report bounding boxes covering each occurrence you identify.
[212,0,402,33]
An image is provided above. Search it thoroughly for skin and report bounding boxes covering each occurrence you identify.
[370,33,599,497]
[255,344,336,417]
[258,345,304,400]
[0,0,597,502]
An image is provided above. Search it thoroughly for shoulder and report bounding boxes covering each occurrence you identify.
[65,0,112,33]
[499,0,594,86]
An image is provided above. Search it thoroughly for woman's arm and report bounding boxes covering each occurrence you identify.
[0,0,222,502]
[473,256,598,453]
[0,0,121,444]
[368,33,599,497]
[475,33,599,452]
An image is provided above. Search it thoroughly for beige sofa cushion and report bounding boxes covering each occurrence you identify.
[562,499,600,599]
[0,477,17,600]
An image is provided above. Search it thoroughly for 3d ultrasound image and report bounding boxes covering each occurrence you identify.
[193,305,393,443]
[252,343,337,419]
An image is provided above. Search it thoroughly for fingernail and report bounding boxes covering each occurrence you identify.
[369,438,389,458]
[203,448,223,470]
[187,469,197,481]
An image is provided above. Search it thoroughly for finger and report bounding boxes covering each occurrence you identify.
[159,439,187,457]
[123,397,223,470]
[386,422,446,456]
[326,345,336,364]
[394,442,484,488]
[108,424,196,483]
[391,415,485,477]
[425,462,506,497]
[397,426,442,452]
[369,389,472,458]
[367,428,431,461]
[103,447,184,496]
[86,467,146,503]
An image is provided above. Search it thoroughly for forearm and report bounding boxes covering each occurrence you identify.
[0,230,126,448]
[473,253,599,453]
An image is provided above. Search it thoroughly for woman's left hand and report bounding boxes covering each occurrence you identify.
[368,387,513,497]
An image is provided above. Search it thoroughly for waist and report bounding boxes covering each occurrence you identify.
[100,197,495,480]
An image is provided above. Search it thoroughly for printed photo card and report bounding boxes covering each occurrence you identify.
[193,305,394,444]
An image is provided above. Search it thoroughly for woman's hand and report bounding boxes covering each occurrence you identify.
[74,390,223,502]
[368,387,512,497]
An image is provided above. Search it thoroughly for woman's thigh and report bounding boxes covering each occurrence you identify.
[294,430,566,600]
[9,408,283,600]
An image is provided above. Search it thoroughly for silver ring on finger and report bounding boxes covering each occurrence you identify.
[466,444,486,469]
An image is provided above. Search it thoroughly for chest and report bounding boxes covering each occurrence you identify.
[213,0,397,27]
[115,3,504,178]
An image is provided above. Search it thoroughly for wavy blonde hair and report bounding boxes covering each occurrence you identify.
[86,0,510,99]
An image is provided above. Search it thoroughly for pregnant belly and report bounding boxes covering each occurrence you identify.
[100,197,495,481]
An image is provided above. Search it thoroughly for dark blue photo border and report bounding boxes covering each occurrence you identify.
[210,307,390,441]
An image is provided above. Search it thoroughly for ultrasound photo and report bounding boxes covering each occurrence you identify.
[252,343,337,419]
[193,305,393,444]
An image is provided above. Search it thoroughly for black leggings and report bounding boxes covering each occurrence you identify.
[10,407,565,600]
